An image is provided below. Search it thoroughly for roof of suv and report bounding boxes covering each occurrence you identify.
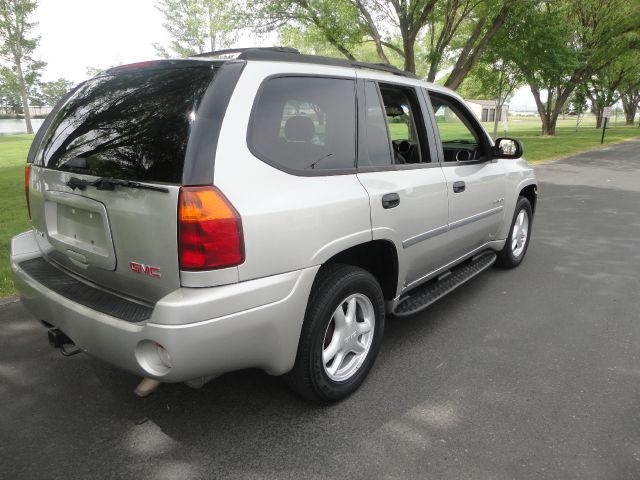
[185,47,461,100]
[189,47,418,79]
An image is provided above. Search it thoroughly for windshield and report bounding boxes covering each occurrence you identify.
[35,64,216,184]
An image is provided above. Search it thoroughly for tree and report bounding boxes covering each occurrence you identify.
[616,53,640,126]
[250,0,515,86]
[30,78,73,107]
[459,53,522,137]
[586,52,640,128]
[493,0,640,135]
[153,0,238,57]
[251,0,367,61]
[0,0,45,133]
[0,68,21,112]
[620,90,640,126]
[568,84,588,130]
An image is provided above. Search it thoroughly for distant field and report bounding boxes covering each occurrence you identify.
[1,118,639,296]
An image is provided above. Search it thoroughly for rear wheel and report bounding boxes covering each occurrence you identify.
[496,196,533,268]
[285,264,385,403]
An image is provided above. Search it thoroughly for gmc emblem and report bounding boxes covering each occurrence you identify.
[129,261,161,278]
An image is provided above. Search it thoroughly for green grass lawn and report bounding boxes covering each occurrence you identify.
[0,134,32,296]
[483,116,640,162]
[1,119,639,297]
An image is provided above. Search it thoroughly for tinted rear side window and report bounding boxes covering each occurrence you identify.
[249,76,356,173]
[35,65,216,183]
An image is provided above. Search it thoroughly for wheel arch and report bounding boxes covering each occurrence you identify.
[320,240,399,302]
[519,183,538,214]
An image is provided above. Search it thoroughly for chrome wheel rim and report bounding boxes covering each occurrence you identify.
[322,293,375,382]
[511,209,529,258]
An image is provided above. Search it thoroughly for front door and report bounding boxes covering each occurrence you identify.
[427,91,507,262]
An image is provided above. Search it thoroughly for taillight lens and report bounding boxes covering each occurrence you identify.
[178,186,244,270]
[24,164,31,218]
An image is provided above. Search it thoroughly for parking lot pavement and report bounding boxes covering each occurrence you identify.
[2,139,640,480]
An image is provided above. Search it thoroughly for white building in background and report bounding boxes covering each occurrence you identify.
[465,99,509,123]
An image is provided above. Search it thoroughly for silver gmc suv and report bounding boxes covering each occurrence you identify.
[10,47,537,402]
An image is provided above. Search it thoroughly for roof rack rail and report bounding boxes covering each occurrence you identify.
[191,47,300,58]
[190,46,417,79]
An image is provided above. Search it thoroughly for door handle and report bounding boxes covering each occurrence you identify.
[453,181,466,193]
[382,193,400,209]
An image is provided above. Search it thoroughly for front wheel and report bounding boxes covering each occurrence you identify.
[496,196,533,268]
[284,264,385,403]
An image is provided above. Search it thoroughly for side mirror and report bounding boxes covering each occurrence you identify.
[493,137,524,159]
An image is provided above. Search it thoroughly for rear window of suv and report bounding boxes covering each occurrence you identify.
[249,76,357,173]
[35,64,216,184]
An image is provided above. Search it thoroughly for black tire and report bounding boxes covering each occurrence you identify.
[496,196,533,268]
[284,264,385,403]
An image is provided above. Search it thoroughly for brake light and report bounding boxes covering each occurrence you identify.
[178,186,244,270]
[24,164,31,218]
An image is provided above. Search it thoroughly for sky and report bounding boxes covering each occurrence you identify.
[34,0,537,109]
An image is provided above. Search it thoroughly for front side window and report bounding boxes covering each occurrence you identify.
[429,93,486,162]
[249,77,356,173]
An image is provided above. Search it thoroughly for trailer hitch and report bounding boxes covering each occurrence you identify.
[47,328,82,356]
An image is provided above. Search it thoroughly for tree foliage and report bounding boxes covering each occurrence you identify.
[30,78,73,107]
[249,0,514,87]
[586,53,640,128]
[491,0,640,135]
[459,53,523,136]
[0,0,44,132]
[153,0,238,57]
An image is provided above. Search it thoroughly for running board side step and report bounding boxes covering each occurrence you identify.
[393,251,497,317]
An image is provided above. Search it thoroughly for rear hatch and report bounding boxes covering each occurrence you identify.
[28,61,218,303]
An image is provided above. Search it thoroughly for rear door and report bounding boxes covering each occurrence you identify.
[355,79,450,292]
[426,90,507,262]
[28,63,217,303]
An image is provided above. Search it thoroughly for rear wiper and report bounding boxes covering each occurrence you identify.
[306,153,333,170]
[66,176,169,193]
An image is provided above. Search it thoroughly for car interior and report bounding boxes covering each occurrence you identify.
[378,86,426,165]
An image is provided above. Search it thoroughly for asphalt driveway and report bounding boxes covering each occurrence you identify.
[2,140,640,479]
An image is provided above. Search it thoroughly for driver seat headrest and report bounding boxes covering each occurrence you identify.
[284,115,315,143]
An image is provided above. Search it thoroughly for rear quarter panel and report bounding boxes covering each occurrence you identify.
[213,62,373,282]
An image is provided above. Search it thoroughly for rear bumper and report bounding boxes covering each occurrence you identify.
[11,230,318,382]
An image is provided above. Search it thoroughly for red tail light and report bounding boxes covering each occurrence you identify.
[178,186,244,270]
[24,164,31,218]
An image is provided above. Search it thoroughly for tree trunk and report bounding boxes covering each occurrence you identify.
[426,56,439,82]
[493,100,501,138]
[403,38,416,73]
[530,85,556,136]
[355,0,390,65]
[15,57,33,134]
[444,1,512,90]
[208,5,216,52]
[593,105,603,128]
[621,94,639,125]
[540,115,556,136]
